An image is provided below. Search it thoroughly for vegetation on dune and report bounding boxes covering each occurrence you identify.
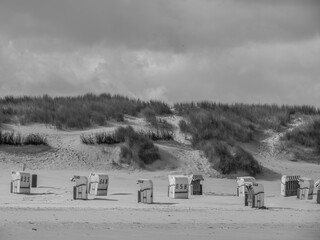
[175,102,320,175]
[0,131,22,146]
[115,126,161,167]
[0,93,172,129]
[81,126,160,167]
[281,118,320,153]
[141,107,175,139]
[175,102,319,131]
[201,140,261,176]
[0,130,48,146]
[2,93,320,174]
[81,128,173,145]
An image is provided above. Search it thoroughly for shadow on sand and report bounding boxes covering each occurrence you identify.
[28,192,56,196]
[90,198,118,201]
[204,192,237,197]
[110,193,133,196]
[37,186,63,190]
[151,202,177,205]
[255,166,282,181]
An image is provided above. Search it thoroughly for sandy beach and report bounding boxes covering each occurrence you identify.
[0,120,320,240]
[0,168,319,240]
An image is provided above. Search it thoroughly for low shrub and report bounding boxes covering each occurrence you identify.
[95,132,120,144]
[282,118,320,153]
[138,141,160,165]
[201,140,261,175]
[23,133,48,145]
[0,131,22,145]
[80,134,95,145]
[234,146,262,175]
[114,126,136,143]
[119,143,133,164]
[90,112,106,126]
[179,119,190,133]
[81,126,161,166]
[187,109,254,146]
[0,131,47,146]
[141,107,157,126]
[140,129,174,141]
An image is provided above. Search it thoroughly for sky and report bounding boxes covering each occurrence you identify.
[0,0,320,106]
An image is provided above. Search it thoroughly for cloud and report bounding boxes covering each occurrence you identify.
[0,0,319,107]
[1,34,320,105]
[1,0,319,52]
[160,36,320,106]
[0,39,172,99]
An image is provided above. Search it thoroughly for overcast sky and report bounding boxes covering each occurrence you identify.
[0,0,319,106]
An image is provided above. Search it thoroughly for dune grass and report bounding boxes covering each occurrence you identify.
[0,130,48,146]
[202,140,261,175]
[0,93,172,130]
[81,127,173,145]
[175,102,320,175]
[281,118,320,153]
[2,94,319,174]
[81,126,161,167]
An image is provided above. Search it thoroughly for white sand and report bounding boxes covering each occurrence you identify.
[0,169,319,240]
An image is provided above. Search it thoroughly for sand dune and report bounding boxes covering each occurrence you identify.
[0,116,319,240]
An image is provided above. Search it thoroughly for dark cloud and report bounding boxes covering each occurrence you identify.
[0,0,319,52]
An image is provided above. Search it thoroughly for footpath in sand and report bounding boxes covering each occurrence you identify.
[0,116,320,240]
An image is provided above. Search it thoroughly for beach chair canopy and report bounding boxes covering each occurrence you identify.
[250,183,264,194]
[188,174,204,184]
[299,177,314,189]
[168,175,188,185]
[236,176,256,186]
[137,179,153,191]
[11,171,30,180]
[70,175,88,185]
[11,171,31,184]
[88,173,108,183]
[281,175,300,183]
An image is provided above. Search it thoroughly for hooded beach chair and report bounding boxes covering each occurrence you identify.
[168,175,188,199]
[245,183,264,208]
[188,174,204,195]
[236,176,256,197]
[281,175,300,197]
[11,171,31,194]
[88,173,109,196]
[70,175,88,200]
[298,177,314,200]
[137,179,153,204]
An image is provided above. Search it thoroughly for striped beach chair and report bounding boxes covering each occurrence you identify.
[11,171,31,194]
[70,175,88,200]
[137,179,153,204]
[298,177,314,200]
[88,173,109,196]
[281,175,300,197]
[168,175,188,199]
[188,174,204,195]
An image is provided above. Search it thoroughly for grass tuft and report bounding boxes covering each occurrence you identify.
[281,118,320,153]
[0,93,172,129]
[81,126,160,167]
[0,130,47,146]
